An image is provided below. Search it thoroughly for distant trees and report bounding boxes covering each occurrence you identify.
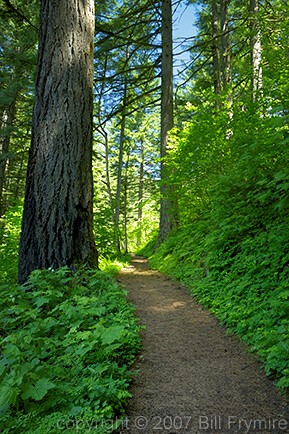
[18,0,98,283]
[94,0,161,253]
[0,0,38,216]
[167,0,289,226]
[1,0,286,275]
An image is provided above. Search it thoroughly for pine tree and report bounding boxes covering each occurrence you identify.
[18,0,98,283]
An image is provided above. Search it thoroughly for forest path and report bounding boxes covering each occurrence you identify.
[116,256,289,434]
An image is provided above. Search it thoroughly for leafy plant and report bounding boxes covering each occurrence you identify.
[0,202,22,284]
[0,267,142,433]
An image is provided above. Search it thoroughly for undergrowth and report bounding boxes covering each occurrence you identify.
[149,170,289,394]
[0,206,141,433]
[0,203,22,284]
[0,266,142,433]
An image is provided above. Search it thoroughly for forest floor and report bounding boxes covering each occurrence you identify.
[115,256,289,434]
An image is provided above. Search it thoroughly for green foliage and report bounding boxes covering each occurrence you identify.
[0,202,22,284]
[136,230,158,257]
[150,132,289,392]
[99,254,131,275]
[150,42,289,392]
[0,267,142,433]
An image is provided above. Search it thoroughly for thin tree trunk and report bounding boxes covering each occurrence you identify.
[114,78,128,252]
[158,0,177,243]
[103,129,114,219]
[13,151,25,201]
[220,0,233,131]
[0,101,16,217]
[250,0,263,102]
[18,0,98,283]
[96,53,115,229]
[123,152,130,254]
[220,0,232,92]
[137,138,144,248]
[212,0,222,95]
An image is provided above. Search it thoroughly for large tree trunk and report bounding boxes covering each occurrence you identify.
[158,0,177,243]
[18,0,98,283]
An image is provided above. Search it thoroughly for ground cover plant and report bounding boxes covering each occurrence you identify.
[0,208,142,433]
[0,203,23,284]
[149,172,289,393]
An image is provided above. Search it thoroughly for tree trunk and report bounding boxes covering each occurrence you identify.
[114,78,128,253]
[220,0,232,92]
[250,0,262,102]
[158,0,177,243]
[220,0,233,129]
[123,152,130,254]
[212,0,221,95]
[18,0,98,283]
[96,54,115,233]
[137,138,144,248]
[103,128,114,221]
[0,101,16,217]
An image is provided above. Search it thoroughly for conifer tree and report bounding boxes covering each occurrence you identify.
[18,0,98,283]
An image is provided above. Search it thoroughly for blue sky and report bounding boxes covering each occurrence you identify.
[173,2,199,75]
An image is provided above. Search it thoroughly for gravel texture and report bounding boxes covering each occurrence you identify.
[116,256,289,434]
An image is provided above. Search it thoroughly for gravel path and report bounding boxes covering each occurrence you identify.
[116,256,289,434]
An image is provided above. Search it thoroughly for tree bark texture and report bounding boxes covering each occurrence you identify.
[18,0,98,283]
[158,0,177,243]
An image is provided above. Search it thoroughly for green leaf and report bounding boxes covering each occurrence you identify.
[277,374,289,389]
[21,378,55,401]
[0,383,19,407]
[101,326,125,345]
[2,343,21,357]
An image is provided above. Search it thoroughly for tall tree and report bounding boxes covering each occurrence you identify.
[158,0,177,243]
[250,0,262,101]
[18,0,98,283]
[211,0,222,95]
[0,100,16,217]
[0,1,38,215]
[137,138,145,248]
[114,77,128,252]
[220,0,231,93]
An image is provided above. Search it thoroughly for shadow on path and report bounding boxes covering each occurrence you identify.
[116,256,289,434]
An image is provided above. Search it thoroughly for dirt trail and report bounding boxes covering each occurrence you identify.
[116,256,289,434]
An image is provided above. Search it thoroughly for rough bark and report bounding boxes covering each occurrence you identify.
[18,0,98,283]
[158,0,177,244]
